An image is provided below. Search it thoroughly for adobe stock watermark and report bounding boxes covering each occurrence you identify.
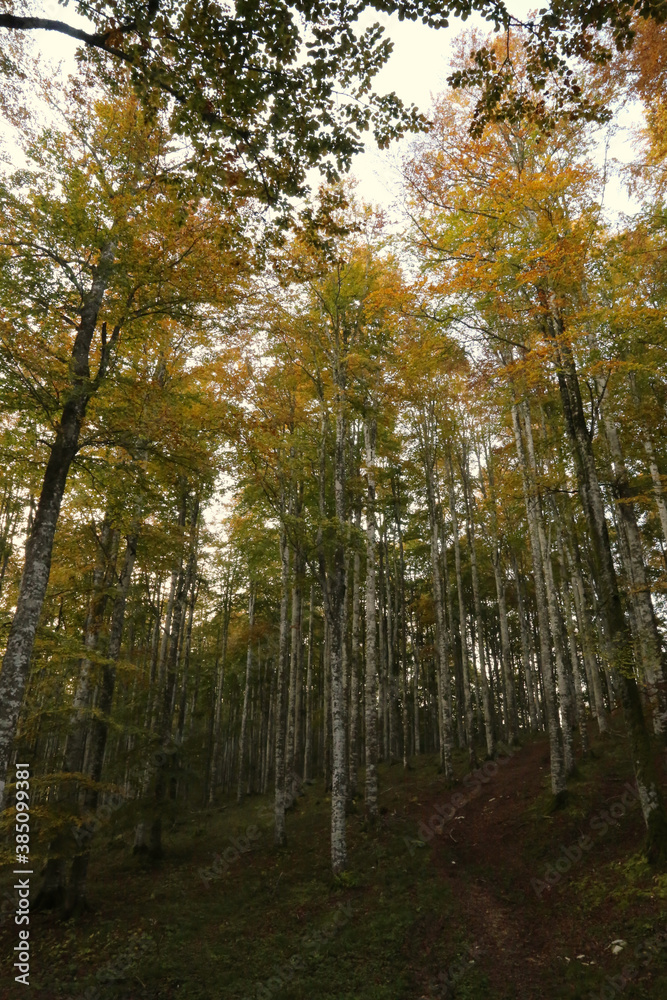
[71,735,185,851]
[66,931,157,1000]
[425,942,484,998]
[405,744,520,855]
[243,900,354,1000]
[13,763,32,986]
[531,782,641,898]
[1,744,187,930]
[197,771,306,889]
[587,925,667,999]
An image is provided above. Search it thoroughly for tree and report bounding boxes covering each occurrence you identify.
[0,82,248,808]
[404,34,667,856]
[3,1,665,145]
[0,0,428,205]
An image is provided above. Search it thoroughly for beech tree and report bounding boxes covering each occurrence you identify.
[404,30,667,856]
[1,13,667,916]
[0,81,248,809]
[2,0,665,147]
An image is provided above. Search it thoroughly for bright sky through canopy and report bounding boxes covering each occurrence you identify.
[1,0,638,218]
[349,1,639,218]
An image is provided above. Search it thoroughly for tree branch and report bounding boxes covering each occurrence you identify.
[0,14,134,64]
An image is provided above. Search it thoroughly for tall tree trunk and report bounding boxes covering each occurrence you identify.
[324,394,349,873]
[490,545,518,745]
[304,584,315,782]
[384,547,396,759]
[0,241,118,807]
[237,587,256,804]
[421,419,453,777]
[639,425,667,565]
[207,575,233,804]
[411,627,421,756]
[600,412,667,735]
[363,417,379,820]
[177,572,199,742]
[554,519,589,756]
[565,532,608,735]
[148,494,196,858]
[440,509,465,748]
[323,616,332,790]
[36,518,118,911]
[480,440,519,744]
[274,521,290,847]
[520,404,575,775]
[348,511,361,800]
[460,449,496,759]
[149,561,179,733]
[66,526,138,915]
[511,401,566,799]
[286,550,303,799]
[262,657,276,795]
[545,305,667,859]
[378,531,391,761]
[446,455,476,766]
[510,551,540,732]
[392,486,410,768]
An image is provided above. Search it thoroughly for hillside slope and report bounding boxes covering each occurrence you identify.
[2,721,666,1000]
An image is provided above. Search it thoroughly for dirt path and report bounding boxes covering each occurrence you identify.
[412,734,663,999]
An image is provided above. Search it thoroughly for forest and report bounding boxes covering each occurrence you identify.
[1,1,667,998]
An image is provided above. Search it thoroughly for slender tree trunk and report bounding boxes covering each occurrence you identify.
[554,520,589,756]
[378,533,390,761]
[394,553,409,768]
[348,511,361,800]
[304,584,315,782]
[237,587,256,804]
[421,422,453,777]
[545,306,667,858]
[36,518,118,911]
[207,577,233,804]
[323,617,332,790]
[177,573,199,742]
[274,522,290,847]
[392,488,410,768]
[150,562,179,732]
[316,389,349,873]
[565,533,608,735]
[480,441,518,744]
[411,627,421,755]
[0,242,118,807]
[363,416,378,820]
[490,546,518,744]
[639,425,667,565]
[286,551,302,799]
[510,551,540,732]
[460,450,496,758]
[149,496,196,859]
[446,455,476,766]
[440,509,465,748]
[600,413,667,734]
[262,658,276,795]
[521,404,575,774]
[0,485,21,602]
[65,526,139,915]
[511,402,566,799]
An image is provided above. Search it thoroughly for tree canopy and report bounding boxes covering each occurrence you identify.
[1,15,667,997]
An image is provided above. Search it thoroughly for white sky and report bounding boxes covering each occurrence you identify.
[349,3,639,219]
[1,0,639,218]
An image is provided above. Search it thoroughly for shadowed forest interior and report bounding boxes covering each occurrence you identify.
[1,2,667,998]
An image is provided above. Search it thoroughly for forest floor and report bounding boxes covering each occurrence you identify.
[2,717,667,1000]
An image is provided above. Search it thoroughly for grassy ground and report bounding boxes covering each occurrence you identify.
[2,719,667,999]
